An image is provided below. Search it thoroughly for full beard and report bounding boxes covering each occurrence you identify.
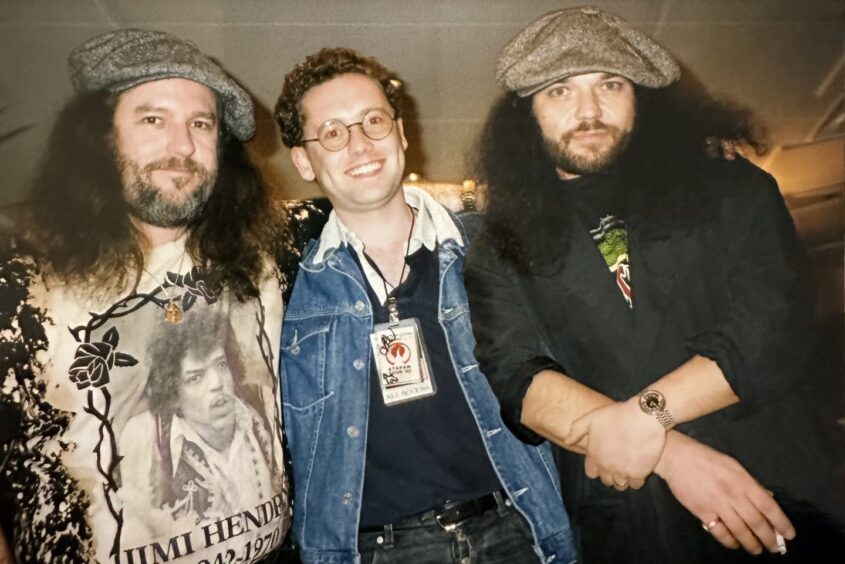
[118,155,215,228]
[545,120,632,177]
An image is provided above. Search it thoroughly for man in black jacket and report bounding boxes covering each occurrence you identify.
[465,6,845,563]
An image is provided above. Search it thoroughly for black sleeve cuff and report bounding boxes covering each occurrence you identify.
[499,356,566,445]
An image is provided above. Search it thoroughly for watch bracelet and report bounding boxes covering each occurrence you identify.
[656,409,674,429]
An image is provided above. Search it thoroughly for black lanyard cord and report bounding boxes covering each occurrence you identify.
[363,205,416,321]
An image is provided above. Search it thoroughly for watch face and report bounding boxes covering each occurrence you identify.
[640,390,665,413]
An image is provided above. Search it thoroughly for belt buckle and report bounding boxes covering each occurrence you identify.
[434,501,474,532]
[435,512,467,532]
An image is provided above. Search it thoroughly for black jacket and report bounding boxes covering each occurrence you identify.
[465,158,843,561]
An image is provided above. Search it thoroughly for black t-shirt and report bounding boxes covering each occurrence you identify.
[356,247,501,527]
[565,172,634,308]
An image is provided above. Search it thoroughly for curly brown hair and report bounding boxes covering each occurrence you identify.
[145,310,242,417]
[275,47,402,148]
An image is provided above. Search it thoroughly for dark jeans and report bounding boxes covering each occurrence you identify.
[358,500,538,564]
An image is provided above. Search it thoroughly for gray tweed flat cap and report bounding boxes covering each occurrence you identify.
[68,29,255,140]
[497,6,680,96]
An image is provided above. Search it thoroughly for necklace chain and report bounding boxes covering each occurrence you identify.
[142,246,188,324]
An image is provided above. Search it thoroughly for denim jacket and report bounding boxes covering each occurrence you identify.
[280,210,576,564]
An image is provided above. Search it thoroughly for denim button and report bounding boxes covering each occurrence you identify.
[353,359,365,370]
[354,300,365,312]
[290,345,300,355]
[346,426,360,438]
[376,536,384,545]
[342,492,353,504]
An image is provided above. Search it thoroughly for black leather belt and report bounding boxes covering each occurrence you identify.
[360,490,505,534]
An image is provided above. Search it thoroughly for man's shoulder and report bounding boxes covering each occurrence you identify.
[698,156,776,191]
[279,198,332,302]
[452,210,482,244]
[695,157,785,217]
[0,252,43,304]
[650,156,781,223]
[0,253,44,447]
[282,198,333,254]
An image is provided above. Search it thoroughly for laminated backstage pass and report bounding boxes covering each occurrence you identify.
[369,318,436,406]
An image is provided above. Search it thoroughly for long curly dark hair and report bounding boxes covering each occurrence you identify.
[474,68,767,273]
[275,47,403,148]
[145,311,243,417]
[19,90,287,301]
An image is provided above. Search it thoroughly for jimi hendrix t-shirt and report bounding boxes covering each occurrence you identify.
[0,238,289,563]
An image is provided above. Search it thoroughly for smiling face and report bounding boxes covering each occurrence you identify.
[290,73,408,215]
[112,77,220,227]
[531,72,636,179]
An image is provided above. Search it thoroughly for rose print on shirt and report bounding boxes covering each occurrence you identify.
[68,327,138,389]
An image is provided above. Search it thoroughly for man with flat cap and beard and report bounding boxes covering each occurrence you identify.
[0,29,289,562]
[465,6,845,563]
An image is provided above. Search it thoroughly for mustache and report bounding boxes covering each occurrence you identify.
[143,157,204,175]
[561,120,615,142]
[574,120,608,133]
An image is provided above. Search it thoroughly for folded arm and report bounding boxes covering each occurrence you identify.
[521,367,794,555]
[464,225,796,555]
[568,166,814,491]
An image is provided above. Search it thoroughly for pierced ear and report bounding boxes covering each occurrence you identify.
[291,146,316,182]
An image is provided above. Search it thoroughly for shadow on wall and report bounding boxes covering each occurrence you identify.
[247,97,288,201]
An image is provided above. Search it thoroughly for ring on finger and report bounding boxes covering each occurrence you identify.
[701,518,720,533]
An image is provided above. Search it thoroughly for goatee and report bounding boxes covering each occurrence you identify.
[546,120,632,177]
[117,155,214,228]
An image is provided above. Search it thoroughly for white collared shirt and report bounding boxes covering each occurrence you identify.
[312,185,464,306]
[169,399,273,515]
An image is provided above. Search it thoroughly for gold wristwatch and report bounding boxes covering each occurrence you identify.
[638,390,675,429]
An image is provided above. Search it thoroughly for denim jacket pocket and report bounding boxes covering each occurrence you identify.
[281,319,333,411]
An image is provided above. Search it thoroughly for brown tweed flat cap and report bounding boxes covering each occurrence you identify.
[68,29,255,140]
[497,6,680,96]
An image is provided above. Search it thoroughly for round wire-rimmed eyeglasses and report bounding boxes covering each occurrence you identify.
[302,108,396,152]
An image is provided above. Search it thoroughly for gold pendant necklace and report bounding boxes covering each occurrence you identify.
[143,246,188,324]
[164,299,184,324]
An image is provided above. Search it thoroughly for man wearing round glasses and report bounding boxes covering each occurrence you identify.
[302,107,396,151]
[274,48,576,564]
